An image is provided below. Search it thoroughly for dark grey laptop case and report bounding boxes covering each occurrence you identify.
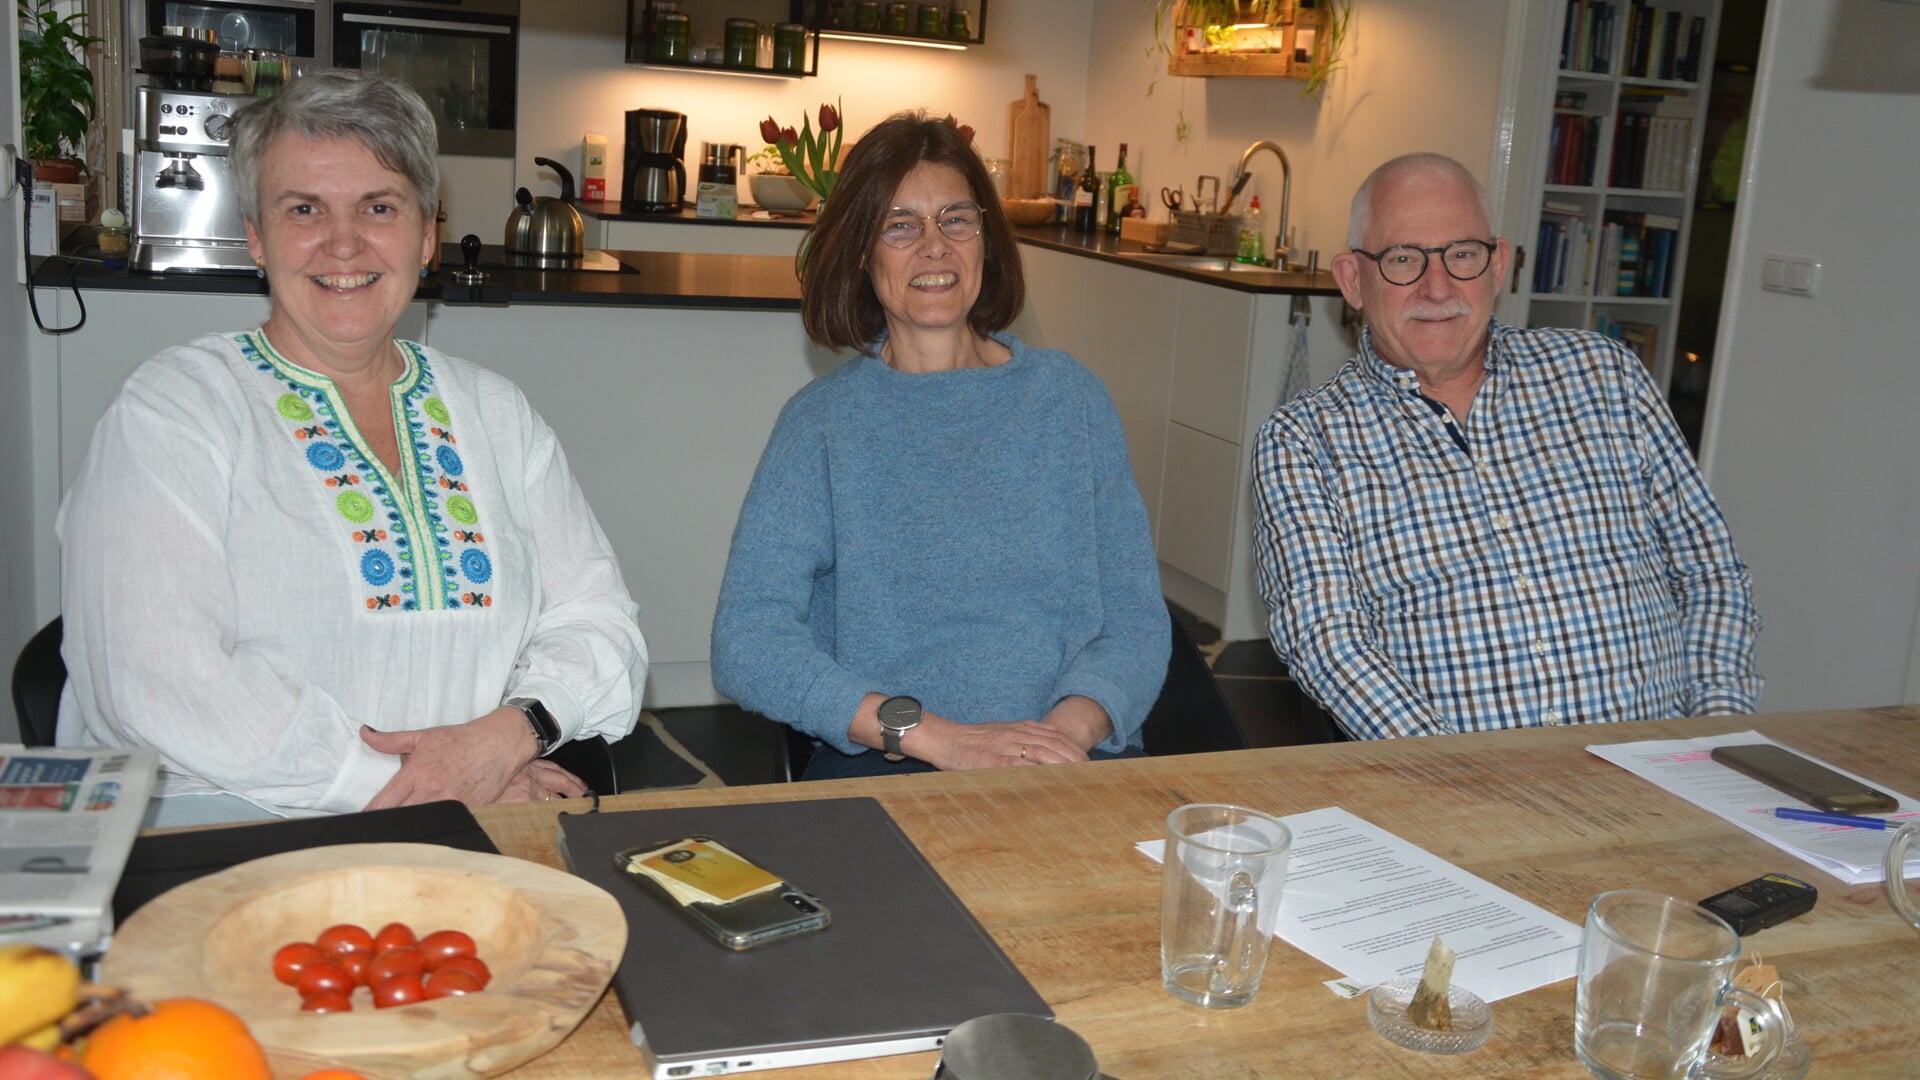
[558,796,1052,1074]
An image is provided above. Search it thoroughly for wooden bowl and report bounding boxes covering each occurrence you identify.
[101,843,626,1080]
[749,173,816,211]
[999,197,1056,226]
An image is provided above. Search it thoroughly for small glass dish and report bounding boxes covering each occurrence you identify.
[1366,977,1493,1054]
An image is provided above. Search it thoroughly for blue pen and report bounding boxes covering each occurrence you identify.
[1772,806,1891,830]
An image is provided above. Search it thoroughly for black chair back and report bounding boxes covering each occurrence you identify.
[1141,604,1247,756]
[11,617,65,747]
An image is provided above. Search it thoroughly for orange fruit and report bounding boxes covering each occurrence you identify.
[80,998,271,1080]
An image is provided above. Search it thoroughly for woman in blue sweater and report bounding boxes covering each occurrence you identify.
[712,113,1169,780]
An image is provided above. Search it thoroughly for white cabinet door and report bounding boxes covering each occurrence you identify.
[1078,260,1178,539]
[1013,246,1089,357]
[1169,280,1255,445]
[1158,421,1241,592]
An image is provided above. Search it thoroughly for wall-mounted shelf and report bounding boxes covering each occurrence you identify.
[810,1,987,47]
[1165,0,1324,79]
[626,0,821,78]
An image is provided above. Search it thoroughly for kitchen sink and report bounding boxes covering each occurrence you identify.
[1125,252,1235,271]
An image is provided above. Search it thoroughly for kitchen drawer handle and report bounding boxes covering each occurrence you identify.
[340,13,512,34]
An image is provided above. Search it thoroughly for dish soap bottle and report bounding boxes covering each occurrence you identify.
[1236,196,1266,265]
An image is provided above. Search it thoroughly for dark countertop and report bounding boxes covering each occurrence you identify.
[1012,224,1343,296]
[578,201,816,229]
[30,243,801,310]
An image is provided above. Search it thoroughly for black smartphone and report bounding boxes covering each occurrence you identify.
[615,835,830,951]
[1699,873,1818,935]
[1709,743,1898,814]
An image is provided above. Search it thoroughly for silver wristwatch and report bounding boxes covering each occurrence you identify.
[507,696,561,757]
[877,695,923,761]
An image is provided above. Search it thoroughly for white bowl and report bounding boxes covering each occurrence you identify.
[750,173,817,211]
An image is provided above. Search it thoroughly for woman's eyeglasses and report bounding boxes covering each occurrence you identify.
[878,202,984,248]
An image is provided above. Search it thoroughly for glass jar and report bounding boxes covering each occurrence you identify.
[772,23,806,73]
[883,2,910,33]
[948,5,973,40]
[651,12,690,62]
[723,18,758,68]
[916,3,943,36]
[853,1,880,30]
[984,157,1010,199]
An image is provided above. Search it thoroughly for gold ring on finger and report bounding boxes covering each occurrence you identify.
[1019,743,1029,759]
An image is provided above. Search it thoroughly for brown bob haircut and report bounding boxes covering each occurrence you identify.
[798,111,1025,350]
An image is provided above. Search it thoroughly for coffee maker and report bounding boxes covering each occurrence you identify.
[624,108,687,212]
[132,85,254,273]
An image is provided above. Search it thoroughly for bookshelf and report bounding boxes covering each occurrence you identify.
[1506,0,1722,393]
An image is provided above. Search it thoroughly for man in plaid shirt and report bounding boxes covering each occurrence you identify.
[1252,153,1759,740]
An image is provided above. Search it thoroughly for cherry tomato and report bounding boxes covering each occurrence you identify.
[273,941,329,986]
[424,968,484,999]
[367,947,426,986]
[433,954,491,989]
[296,960,354,999]
[316,923,375,957]
[371,921,416,954]
[300,989,354,1013]
[371,972,425,1009]
[338,949,372,986]
[416,930,477,969]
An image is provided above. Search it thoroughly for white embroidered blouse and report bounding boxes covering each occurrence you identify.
[56,331,648,816]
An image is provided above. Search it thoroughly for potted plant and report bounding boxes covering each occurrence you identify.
[1147,0,1351,100]
[17,0,104,180]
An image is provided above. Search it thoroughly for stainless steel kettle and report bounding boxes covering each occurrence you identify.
[505,156,585,258]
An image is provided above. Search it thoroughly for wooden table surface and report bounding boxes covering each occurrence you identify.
[479,706,1920,1079]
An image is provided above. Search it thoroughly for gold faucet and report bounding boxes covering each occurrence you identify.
[1225,140,1293,269]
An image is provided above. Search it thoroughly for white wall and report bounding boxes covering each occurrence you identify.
[1700,0,1920,710]
[1084,0,1511,266]
[508,1,1094,230]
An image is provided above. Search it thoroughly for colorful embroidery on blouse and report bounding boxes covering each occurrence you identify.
[240,331,495,613]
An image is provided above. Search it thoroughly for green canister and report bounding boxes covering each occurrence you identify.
[917,3,943,36]
[852,1,880,30]
[773,23,806,73]
[724,18,758,68]
[650,12,689,62]
[883,3,909,33]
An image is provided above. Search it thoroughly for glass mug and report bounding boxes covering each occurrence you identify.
[1887,819,1920,930]
[1160,804,1291,1009]
[1576,890,1786,1080]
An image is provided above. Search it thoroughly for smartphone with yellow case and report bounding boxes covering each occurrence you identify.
[615,835,830,950]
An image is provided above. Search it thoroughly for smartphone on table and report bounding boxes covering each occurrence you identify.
[1709,743,1898,814]
[615,835,830,951]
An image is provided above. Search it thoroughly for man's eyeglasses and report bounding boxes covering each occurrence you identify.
[879,202,984,248]
[1350,239,1496,286]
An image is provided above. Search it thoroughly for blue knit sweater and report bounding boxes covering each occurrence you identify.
[711,332,1169,756]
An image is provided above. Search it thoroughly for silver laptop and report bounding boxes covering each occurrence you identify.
[558,796,1053,1078]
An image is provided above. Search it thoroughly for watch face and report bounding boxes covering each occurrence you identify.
[877,696,921,731]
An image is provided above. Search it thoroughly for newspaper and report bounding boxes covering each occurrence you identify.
[0,744,157,954]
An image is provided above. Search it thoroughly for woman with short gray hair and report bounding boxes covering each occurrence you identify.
[56,69,647,825]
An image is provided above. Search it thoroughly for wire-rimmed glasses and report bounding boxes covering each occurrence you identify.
[878,202,984,248]
[1351,239,1496,286]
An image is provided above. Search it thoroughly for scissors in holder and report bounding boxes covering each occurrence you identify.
[1160,186,1184,213]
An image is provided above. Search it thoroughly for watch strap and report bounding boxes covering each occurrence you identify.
[507,696,561,757]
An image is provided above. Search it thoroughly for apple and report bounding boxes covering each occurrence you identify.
[0,1045,96,1079]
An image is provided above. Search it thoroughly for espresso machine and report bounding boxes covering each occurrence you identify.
[132,85,254,273]
[623,108,687,212]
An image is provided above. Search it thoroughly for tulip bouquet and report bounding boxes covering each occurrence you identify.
[759,100,844,203]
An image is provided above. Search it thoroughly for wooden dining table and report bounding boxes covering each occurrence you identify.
[480,705,1920,1079]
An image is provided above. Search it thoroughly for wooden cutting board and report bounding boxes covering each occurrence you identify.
[1007,74,1050,199]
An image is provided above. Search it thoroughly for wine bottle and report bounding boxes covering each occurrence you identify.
[1106,143,1134,235]
[1074,145,1099,233]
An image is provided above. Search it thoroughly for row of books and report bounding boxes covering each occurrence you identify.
[1610,108,1693,190]
[1560,0,1619,73]
[1546,111,1604,186]
[1559,0,1707,82]
[1595,315,1661,372]
[1623,2,1707,82]
[1532,208,1681,299]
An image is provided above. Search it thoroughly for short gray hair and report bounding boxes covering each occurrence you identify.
[229,69,439,225]
[1346,152,1493,249]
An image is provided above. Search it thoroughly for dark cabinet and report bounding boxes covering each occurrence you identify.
[624,0,988,77]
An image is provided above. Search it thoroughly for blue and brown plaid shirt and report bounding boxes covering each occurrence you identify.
[1252,320,1760,740]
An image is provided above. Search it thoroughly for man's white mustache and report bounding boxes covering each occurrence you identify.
[1403,300,1473,320]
